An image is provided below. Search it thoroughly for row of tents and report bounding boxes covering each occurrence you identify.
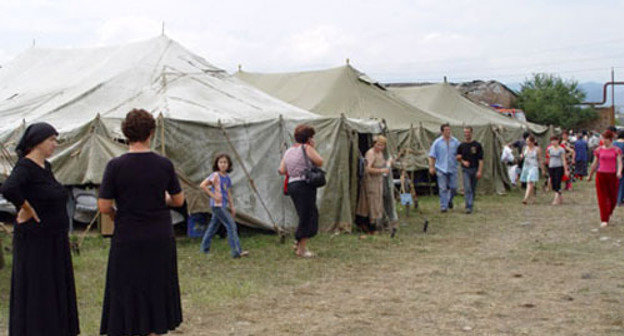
[0,36,553,233]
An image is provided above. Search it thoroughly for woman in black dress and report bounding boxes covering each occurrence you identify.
[1,122,80,336]
[98,109,185,336]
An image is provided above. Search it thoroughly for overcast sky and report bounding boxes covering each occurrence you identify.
[1,0,623,85]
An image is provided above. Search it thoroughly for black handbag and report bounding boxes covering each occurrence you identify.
[301,145,326,188]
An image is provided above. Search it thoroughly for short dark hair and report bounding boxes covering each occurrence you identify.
[212,153,233,173]
[440,123,451,132]
[527,135,536,144]
[294,124,315,144]
[603,130,616,141]
[522,131,530,139]
[464,126,473,132]
[550,135,560,141]
[121,109,156,143]
[618,130,624,139]
[607,126,617,133]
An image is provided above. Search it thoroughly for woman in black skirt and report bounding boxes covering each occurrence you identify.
[98,109,185,336]
[1,122,80,336]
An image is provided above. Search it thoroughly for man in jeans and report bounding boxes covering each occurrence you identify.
[429,123,461,212]
[456,127,484,214]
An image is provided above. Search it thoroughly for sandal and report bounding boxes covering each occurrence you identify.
[297,250,315,258]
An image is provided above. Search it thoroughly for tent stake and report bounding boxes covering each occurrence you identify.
[218,120,283,239]
[75,210,101,254]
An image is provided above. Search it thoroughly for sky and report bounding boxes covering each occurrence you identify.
[1,0,623,85]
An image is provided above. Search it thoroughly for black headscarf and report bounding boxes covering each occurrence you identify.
[15,122,59,158]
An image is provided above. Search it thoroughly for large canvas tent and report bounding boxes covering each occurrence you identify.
[0,36,384,233]
[236,65,457,184]
[236,65,446,131]
[387,82,550,143]
[236,66,517,193]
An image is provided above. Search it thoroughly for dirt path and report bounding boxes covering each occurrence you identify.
[179,183,624,335]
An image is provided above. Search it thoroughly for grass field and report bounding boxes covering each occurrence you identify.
[1,182,623,335]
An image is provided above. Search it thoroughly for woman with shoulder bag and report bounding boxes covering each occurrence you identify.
[278,125,324,258]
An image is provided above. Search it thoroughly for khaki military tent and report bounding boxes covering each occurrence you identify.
[388,82,550,143]
[236,66,520,193]
[0,36,383,233]
[236,65,446,131]
[235,65,453,175]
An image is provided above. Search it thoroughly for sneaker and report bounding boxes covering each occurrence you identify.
[448,201,454,209]
[600,222,608,228]
[240,250,250,257]
[390,228,397,238]
[465,208,472,214]
[440,208,448,213]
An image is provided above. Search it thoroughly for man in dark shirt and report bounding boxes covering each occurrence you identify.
[456,127,484,214]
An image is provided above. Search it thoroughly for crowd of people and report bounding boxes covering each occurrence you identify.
[1,107,622,335]
[502,127,623,227]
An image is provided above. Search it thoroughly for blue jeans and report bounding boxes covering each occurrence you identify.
[200,207,242,257]
[436,169,457,210]
[462,167,478,209]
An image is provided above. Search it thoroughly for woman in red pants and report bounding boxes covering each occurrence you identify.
[588,130,623,227]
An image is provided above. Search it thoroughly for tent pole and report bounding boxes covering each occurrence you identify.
[159,113,166,155]
[0,234,4,270]
[218,120,282,236]
[278,115,287,240]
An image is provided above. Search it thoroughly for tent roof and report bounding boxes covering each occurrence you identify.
[0,36,356,135]
[389,82,547,132]
[235,65,447,130]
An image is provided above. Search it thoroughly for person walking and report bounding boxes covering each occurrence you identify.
[520,135,544,205]
[428,123,461,212]
[199,153,249,258]
[501,142,518,186]
[547,136,569,205]
[278,124,323,258]
[588,130,623,227]
[1,123,80,336]
[456,127,483,214]
[98,109,185,336]
[355,135,392,236]
[560,132,575,191]
[613,131,624,205]
[574,132,589,181]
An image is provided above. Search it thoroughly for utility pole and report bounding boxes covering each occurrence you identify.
[612,67,615,111]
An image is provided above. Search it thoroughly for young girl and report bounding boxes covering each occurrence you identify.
[520,135,544,204]
[200,154,249,258]
[546,136,569,205]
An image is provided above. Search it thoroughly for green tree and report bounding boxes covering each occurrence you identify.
[516,73,597,129]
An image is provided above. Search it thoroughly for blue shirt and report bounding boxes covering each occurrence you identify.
[207,172,232,208]
[614,142,624,159]
[574,139,589,162]
[429,136,460,174]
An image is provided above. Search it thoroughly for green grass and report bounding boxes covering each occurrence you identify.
[0,196,443,334]
[0,184,623,335]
